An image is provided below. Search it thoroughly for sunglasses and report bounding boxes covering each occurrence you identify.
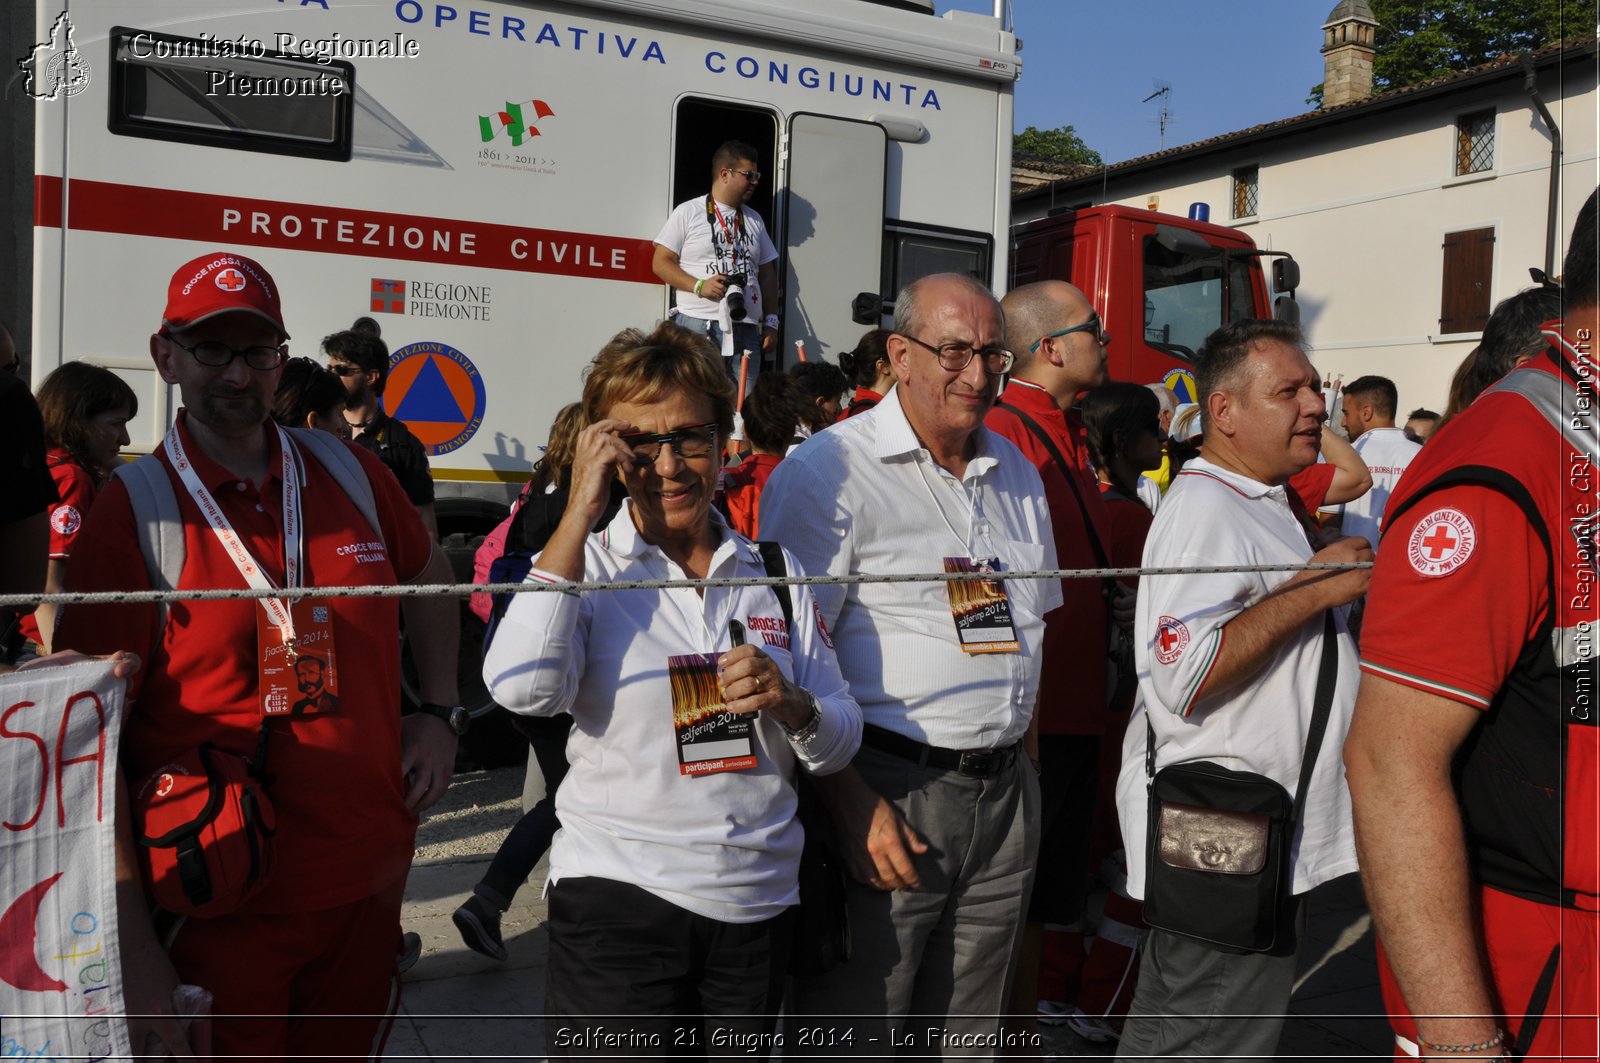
[1030,313,1106,353]
[620,422,719,465]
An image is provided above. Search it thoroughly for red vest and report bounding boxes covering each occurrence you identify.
[1385,341,1598,910]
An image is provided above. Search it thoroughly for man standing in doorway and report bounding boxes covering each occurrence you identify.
[653,140,781,391]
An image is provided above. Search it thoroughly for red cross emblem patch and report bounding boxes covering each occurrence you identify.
[1407,507,1476,577]
[214,267,247,292]
[1154,615,1190,665]
[50,504,81,537]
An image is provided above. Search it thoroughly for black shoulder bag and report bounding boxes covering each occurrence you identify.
[1141,611,1339,954]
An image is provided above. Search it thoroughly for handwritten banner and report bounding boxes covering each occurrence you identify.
[0,660,129,1062]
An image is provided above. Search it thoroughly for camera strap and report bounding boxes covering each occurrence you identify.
[705,195,749,271]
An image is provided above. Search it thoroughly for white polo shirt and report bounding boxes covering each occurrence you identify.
[1115,457,1360,899]
[758,385,1062,750]
[1329,426,1422,546]
[483,503,862,924]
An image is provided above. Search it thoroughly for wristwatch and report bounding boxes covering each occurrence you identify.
[416,701,471,736]
[781,691,823,746]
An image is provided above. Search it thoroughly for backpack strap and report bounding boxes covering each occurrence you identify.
[755,541,794,631]
[114,430,384,628]
[285,427,382,544]
[114,455,185,627]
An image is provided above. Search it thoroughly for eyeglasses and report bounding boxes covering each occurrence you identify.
[1030,313,1107,353]
[172,338,287,370]
[327,363,364,378]
[620,422,719,465]
[899,334,1014,375]
[727,168,762,182]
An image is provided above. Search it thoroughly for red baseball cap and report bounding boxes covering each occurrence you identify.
[161,252,289,339]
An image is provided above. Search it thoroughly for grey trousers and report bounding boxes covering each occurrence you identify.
[1115,902,1308,1062]
[788,742,1040,1059]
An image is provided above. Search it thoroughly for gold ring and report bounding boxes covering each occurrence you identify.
[754,675,763,691]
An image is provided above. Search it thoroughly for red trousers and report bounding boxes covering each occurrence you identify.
[167,875,406,1061]
[1378,886,1598,1061]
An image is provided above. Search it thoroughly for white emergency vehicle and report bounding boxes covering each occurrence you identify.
[27,0,1019,718]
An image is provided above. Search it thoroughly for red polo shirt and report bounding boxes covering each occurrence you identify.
[986,380,1112,733]
[54,413,433,914]
[724,452,783,539]
[18,449,98,644]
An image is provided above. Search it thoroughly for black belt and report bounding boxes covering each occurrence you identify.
[861,723,1018,779]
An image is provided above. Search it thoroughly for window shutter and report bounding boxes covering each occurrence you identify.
[1439,227,1494,333]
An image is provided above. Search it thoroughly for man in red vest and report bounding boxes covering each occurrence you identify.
[1347,187,1600,1061]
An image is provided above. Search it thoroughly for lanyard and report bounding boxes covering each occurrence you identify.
[165,422,306,649]
[914,453,999,561]
[705,196,747,271]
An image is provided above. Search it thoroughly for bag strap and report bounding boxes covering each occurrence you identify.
[994,400,1122,610]
[995,399,1112,570]
[114,431,382,632]
[1291,612,1340,822]
[114,455,184,596]
[755,541,794,631]
[285,427,382,544]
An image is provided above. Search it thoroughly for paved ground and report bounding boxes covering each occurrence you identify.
[385,764,1392,1061]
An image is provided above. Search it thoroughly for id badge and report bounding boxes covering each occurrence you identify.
[943,557,1021,654]
[668,653,757,776]
[258,598,340,716]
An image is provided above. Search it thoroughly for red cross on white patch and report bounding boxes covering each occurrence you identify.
[1154,615,1190,665]
[215,267,247,292]
[1407,507,1477,577]
[50,504,81,536]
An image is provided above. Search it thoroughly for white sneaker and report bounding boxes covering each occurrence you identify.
[1036,999,1072,1026]
[1066,1008,1121,1044]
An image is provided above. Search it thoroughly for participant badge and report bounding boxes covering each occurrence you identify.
[668,653,756,775]
[258,599,340,716]
[943,556,1020,654]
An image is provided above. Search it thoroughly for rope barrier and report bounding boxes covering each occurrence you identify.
[0,560,1371,610]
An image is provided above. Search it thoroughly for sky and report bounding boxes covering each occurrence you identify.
[937,0,1345,165]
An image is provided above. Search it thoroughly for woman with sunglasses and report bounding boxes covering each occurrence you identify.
[483,320,861,1055]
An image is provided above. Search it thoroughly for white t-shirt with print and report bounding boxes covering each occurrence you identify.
[654,196,778,321]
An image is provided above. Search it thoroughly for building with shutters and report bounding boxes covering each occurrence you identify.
[1012,3,1597,413]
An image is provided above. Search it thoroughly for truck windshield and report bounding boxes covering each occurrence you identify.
[1142,237,1256,361]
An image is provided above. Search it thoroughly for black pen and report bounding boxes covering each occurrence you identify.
[728,619,746,647]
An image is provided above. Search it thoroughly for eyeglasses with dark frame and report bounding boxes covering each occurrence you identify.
[327,363,365,378]
[727,168,762,182]
[898,334,1015,375]
[1029,313,1107,353]
[620,422,720,466]
[172,338,288,371]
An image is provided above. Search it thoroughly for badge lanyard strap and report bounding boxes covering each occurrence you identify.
[705,195,748,277]
[913,455,1000,563]
[165,422,305,649]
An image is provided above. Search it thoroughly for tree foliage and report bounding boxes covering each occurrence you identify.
[1013,125,1102,166]
[1368,0,1593,91]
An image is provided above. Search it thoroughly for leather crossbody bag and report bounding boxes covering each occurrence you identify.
[1142,612,1338,953]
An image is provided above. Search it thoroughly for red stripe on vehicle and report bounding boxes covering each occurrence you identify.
[33,175,658,284]
[35,175,63,227]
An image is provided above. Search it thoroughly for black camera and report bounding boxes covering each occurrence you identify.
[723,270,749,321]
